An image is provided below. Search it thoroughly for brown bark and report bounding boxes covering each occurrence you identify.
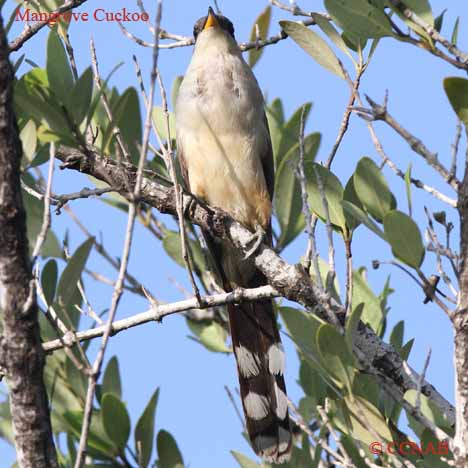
[454,140,468,466]
[0,14,58,468]
[56,145,455,430]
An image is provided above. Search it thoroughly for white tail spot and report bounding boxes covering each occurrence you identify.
[274,381,288,420]
[268,342,285,375]
[278,426,291,454]
[236,345,261,378]
[253,434,277,458]
[244,392,270,420]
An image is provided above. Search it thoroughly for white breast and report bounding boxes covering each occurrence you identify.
[175,28,271,230]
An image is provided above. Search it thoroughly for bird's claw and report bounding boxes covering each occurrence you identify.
[244,226,267,259]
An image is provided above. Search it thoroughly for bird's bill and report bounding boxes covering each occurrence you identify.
[203,7,220,30]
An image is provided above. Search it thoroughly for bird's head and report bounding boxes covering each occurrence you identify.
[193,7,235,44]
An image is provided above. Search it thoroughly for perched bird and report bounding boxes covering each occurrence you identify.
[175,7,292,463]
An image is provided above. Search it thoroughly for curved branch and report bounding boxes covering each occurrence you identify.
[55,144,456,430]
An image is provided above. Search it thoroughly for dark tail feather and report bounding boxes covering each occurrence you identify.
[228,299,292,463]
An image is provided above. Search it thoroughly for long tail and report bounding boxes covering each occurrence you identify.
[228,294,292,463]
[202,230,292,462]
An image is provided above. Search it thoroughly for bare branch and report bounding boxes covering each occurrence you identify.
[9,0,89,52]
[55,144,456,430]
[32,143,55,259]
[74,4,163,466]
[354,95,460,192]
[43,285,279,353]
[387,0,468,67]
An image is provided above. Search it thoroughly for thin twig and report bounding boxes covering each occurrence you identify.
[224,385,246,428]
[9,0,89,52]
[317,406,353,467]
[354,95,461,192]
[450,120,462,181]
[387,0,468,66]
[74,4,162,466]
[296,106,319,281]
[354,91,456,207]
[90,39,131,163]
[32,143,55,259]
[415,347,432,412]
[287,398,347,466]
[43,285,279,352]
[314,166,336,292]
[156,73,202,304]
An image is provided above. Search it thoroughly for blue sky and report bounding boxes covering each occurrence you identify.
[1,0,466,466]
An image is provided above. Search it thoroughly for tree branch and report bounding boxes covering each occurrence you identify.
[0,16,58,468]
[9,0,89,53]
[42,286,279,352]
[55,144,456,430]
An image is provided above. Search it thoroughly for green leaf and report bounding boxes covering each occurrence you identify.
[405,163,412,216]
[390,320,405,350]
[162,231,205,273]
[101,393,131,451]
[70,67,93,126]
[403,0,434,26]
[383,210,425,268]
[420,429,453,467]
[274,133,321,250]
[336,395,393,445]
[0,401,14,445]
[317,323,355,391]
[280,307,324,361]
[404,390,453,434]
[46,30,74,104]
[434,9,446,32]
[187,319,230,353]
[444,77,468,127]
[22,187,62,258]
[401,338,414,361]
[57,237,94,306]
[311,12,355,62]
[231,451,261,468]
[341,201,386,240]
[135,389,160,468]
[352,270,384,334]
[102,356,122,399]
[249,6,272,68]
[65,356,87,400]
[299,359,327,402]
[153,106,176,142]
[276,103,312,166]
[324,0,393,39]
[340,435,368,468]
[451,17,460,45]
[157,430,184,468]
[41,259,58,306]
[63,410,116,457]
[343,176,362,231]
[345,303,364,353]
[307,162,347,232]
[308,256,341,303]
[20,120,37,162]
[266,98,285,159]
[279,20,345,79]
[354,157,394,222]
[171,76,183,108]
[108,87,142,163]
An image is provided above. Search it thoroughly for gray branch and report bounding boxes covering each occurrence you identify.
[0,17,58,468]
[55,144,456,431]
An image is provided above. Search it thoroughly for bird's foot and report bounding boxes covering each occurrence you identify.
[244,226,267,259]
